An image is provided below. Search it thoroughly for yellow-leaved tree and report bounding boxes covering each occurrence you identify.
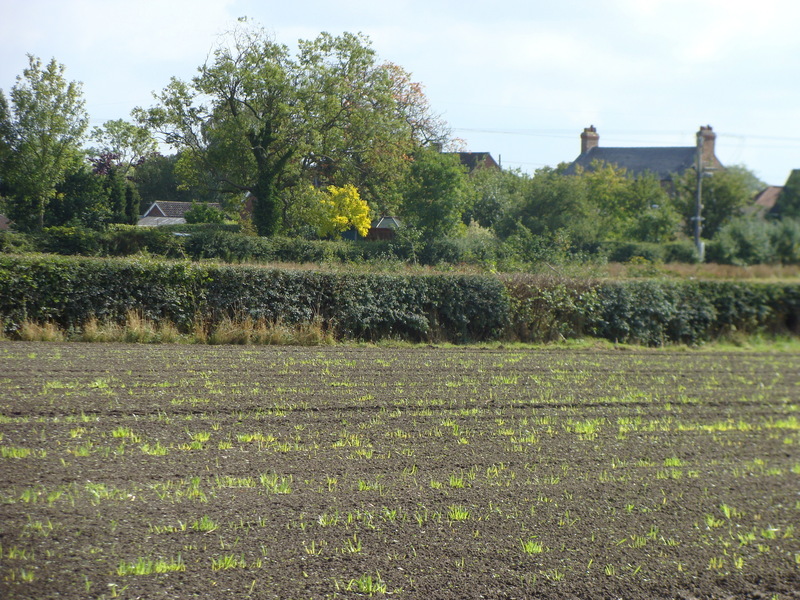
[313,184,371,238]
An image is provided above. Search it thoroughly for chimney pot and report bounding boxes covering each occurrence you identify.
[580,125,599,154]
[697,125,717,168]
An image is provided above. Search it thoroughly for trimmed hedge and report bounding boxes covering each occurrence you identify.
[506,275,800,345]
[1,255,798,345]
[0,255,509,343]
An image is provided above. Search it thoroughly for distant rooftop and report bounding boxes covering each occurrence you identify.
[564,125,723,179]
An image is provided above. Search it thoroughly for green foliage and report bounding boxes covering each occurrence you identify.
[133,153,196,209]
[463,167,524,230]
[707,217,775,266]
[0,230,36,254]
[49,166,110,229]
[0,255,510,343]
[135,23,441,237]
[674,166,760,239]
[507,166,596,244]
[3,255,798,345]
[705,217,800,266]
[503,275,599,342]
[769,218,800,264]
[776,170,800,219]
[90,119,156,176]
[184,202,226,224]
[400,147,468,238]
[589,281,717,345]
[0,55,89,230]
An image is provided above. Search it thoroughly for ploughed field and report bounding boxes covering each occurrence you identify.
[0,342,798,600]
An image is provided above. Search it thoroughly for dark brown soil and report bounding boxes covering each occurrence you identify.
[0,342,798,599]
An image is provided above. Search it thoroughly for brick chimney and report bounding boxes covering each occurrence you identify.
[581,125,599,154]
[697,125,717,168]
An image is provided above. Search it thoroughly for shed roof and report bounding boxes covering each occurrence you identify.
[142,201,222,218]
[137,216,186,227]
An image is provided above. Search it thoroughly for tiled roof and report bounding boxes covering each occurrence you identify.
[452,152,500,171]
[753,186,783,213]
[564,147,699,179]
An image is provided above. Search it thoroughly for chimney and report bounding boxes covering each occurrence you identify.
[697,125,717,168]
[581,125,599,154]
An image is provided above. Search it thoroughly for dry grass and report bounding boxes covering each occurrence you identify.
[207,316,333,346]
[10,313,334,346]
[78,312,181,343]
[17,321,65,342]
[602,261,800,281]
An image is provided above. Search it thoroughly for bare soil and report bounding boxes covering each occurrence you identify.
[0,342,798,599]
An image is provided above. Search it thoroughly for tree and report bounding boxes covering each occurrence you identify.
[184,202,226,224]
[310,184,371,238]
[674,165,761,239]
[506,165,598,245]
[49,165,110,228]
[132,153,195,209]
[462,167,525,232]
[0,55,88,230]
[400,147,468,238]
[90,119,157,177]
[777,170,800,220]
[135,21,443,236]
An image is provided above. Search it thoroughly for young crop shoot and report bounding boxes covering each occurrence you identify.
[117,555,185,576]
[1,343,799,598]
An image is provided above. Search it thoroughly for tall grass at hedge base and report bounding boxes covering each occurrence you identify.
[2,254,799,347]
[204,316,334,346]
[18,321,66,342]
[11,313,335,346]
[79,312,181,344]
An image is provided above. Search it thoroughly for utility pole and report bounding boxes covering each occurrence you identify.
[694,130,705,262]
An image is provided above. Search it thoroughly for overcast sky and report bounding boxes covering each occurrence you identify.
[2,0,799,185]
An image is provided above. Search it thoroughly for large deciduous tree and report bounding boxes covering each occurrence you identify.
[0,55,89,230]
[673,165,762,239]
[135,22,442,236]
[90,119,157,177]
[400,146,468,238]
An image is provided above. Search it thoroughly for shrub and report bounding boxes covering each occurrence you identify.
[0,255,510,343]
[502,274,599,342]
[708,218,775,266]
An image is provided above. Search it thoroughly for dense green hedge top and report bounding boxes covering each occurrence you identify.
[1,255,798,345]
[0,254,510,343]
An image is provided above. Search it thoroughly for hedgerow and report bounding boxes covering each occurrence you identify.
[0,255,797,345]
[0,255,509,343]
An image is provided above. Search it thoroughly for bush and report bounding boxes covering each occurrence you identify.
[2,255,798,345]
[769,218,800,264]
[0,255,510,343]
[601,242,666,264]
[707,218,775,266]
[502,274,599,342]
[662,241,700,264]
[0,230,36,254]
[37,226,103,256]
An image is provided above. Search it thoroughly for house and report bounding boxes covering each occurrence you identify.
[137,201,222,227]
[750,186,783,218]
[448,152,501,172]
[752,169,800,219]
[564,125,724,180]
[341,216,402,241]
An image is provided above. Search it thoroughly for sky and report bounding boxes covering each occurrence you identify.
[2,0,799,185]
